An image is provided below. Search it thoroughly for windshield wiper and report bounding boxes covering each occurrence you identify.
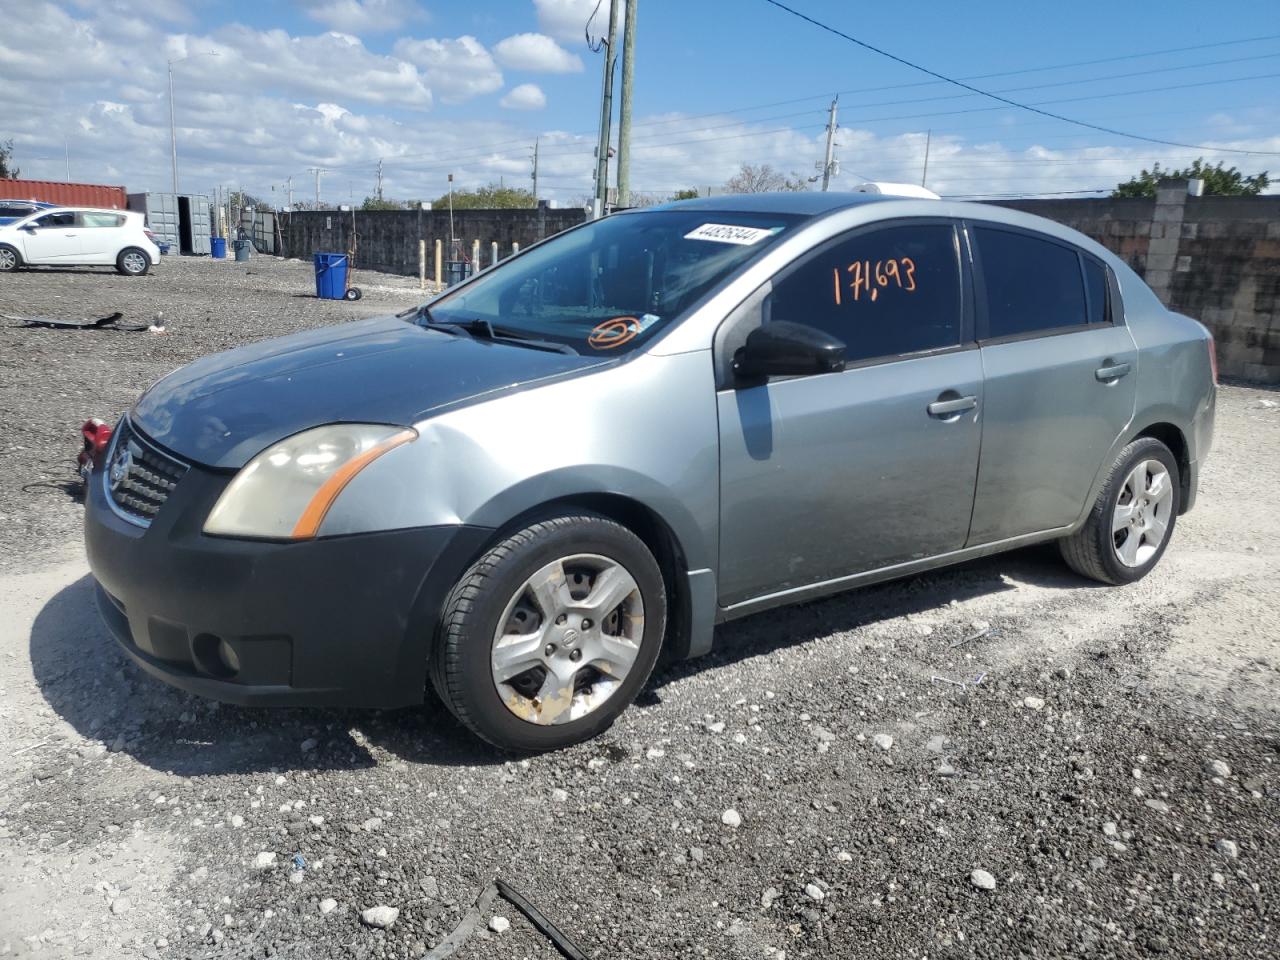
[421,314,578,355]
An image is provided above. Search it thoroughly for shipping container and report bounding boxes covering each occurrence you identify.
[0,179,127,209]
[127,192,212,256]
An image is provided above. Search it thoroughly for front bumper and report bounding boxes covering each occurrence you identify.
[84,448,492,708]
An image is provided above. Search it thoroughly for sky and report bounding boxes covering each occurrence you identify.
[1,0,1277,207]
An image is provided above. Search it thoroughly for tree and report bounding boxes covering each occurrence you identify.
[725,163,808,193]
[0,139,19,179]
[1113,159,1269,198]
[670,188,700,201]
[433,182,535,209]
[361,196,403,211]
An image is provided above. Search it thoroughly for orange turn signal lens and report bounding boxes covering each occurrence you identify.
[290,429,417,539]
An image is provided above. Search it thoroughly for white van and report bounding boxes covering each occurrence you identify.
[0,207,161,275]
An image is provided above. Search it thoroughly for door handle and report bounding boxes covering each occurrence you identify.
[927,395,978,417]
[1095,360,1131,382]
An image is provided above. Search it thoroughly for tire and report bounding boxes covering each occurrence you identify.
[432,512,667,751]
[344,287,363,301]
[1059,437,1180,585]
[0,244,21,272]
[116,248,150,276]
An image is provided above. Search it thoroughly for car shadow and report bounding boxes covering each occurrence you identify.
[642,542,1098,699]
[29,575,504,777]
[31,546,1092,772]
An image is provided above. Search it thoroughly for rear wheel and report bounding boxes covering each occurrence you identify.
[432,512,667,751]
[1059,437,1179,585]
[0,245,20,272]
[116,248,150,276]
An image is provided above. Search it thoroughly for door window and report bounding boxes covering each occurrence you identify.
[767,223,963,364]
[32,211,76,228]
[975,226,1088,338]
[79,212,125,228]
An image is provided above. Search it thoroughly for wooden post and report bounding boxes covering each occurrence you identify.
[418,240,426,290]
[490,241,498,267]
[512,241,520,257]
[434,239,442,286]
[471,239,480,274]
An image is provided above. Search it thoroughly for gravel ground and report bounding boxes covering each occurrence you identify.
[1,257,1278,959]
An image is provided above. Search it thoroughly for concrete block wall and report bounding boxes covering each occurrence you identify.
[280,205,586,279]
[996,187,1280,384]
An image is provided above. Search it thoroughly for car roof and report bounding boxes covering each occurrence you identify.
[0,199,56,206]
[652,191,892,216]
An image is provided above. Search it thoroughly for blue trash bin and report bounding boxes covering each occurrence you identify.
[210,237,226,259]
[314,253,349,300]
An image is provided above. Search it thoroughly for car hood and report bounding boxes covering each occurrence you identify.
[131,315,610,469]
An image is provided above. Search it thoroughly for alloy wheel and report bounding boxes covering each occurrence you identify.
[491,553,644,725]
[1112,458,1173,567]
[0,249,16,271]
[122,251,147,274]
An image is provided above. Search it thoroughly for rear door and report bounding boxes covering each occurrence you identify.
[966,222,1137,544]
[716,220,983,607]
[19,211,81,262]
[78,212,126,262]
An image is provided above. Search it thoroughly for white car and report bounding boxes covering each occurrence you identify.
[0,207,160,276]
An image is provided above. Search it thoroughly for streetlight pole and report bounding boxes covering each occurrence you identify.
[167,51,218,195]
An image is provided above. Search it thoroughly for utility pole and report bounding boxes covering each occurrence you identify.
[820,96,838,192]
[167,60,179,193]
[531,138,539,204]
[64,137,70,181]
[921,129,932,187]
[591,0,620,218]
[376,159,384,201]
[447,173,455,257]
[285,175,293,210]
[308,167,325,207]
[616,0,637,207]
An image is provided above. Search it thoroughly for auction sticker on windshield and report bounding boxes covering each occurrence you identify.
[684,223,777,245]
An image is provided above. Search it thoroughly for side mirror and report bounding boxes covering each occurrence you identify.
[21,224,37,233]
[733,321,846,381]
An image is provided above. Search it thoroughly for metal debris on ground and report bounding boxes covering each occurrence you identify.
[931,675,968,688]
[951,626,995,648]
[420,879,592,960]
[495,878,591,960]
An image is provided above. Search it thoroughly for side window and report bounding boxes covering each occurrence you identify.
[1083,257,1109,324]
[975,226,1087,338]
[80,212,124,228]
[0,204,33,219]
[34,211,76,228]
[768,223,962,364]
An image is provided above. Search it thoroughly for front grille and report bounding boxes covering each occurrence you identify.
[105,419,188,526]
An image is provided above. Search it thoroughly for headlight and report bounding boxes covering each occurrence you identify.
[203,424,417,540]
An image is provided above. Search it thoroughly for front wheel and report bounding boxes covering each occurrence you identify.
[432,512,667,751]
[116,248,150,276]
[0,244,21,272]
[1059,437,1180,585]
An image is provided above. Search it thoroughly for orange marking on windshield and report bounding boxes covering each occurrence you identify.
[588,317,641,350]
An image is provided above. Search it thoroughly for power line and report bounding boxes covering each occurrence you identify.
[760,0,1280,156]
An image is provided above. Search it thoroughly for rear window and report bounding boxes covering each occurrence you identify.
[80,212,125,228]
[975,226,1087,338]
[0,204,37,219]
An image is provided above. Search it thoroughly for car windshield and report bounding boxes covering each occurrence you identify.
[424,209,801,354]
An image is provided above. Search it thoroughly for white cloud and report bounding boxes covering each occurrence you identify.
[500,83,547,111]
[301,0,424,33]
[493,33,583,73]
[393,35,503,104]
[533,0,605,44]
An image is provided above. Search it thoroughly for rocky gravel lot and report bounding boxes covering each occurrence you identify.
[1,257,1278,959]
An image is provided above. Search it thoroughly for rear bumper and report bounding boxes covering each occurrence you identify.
[84,452,492,708]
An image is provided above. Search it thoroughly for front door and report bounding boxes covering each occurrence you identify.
[20,211,81,262]
[966,223,1138,544]
[716,221,983,608]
